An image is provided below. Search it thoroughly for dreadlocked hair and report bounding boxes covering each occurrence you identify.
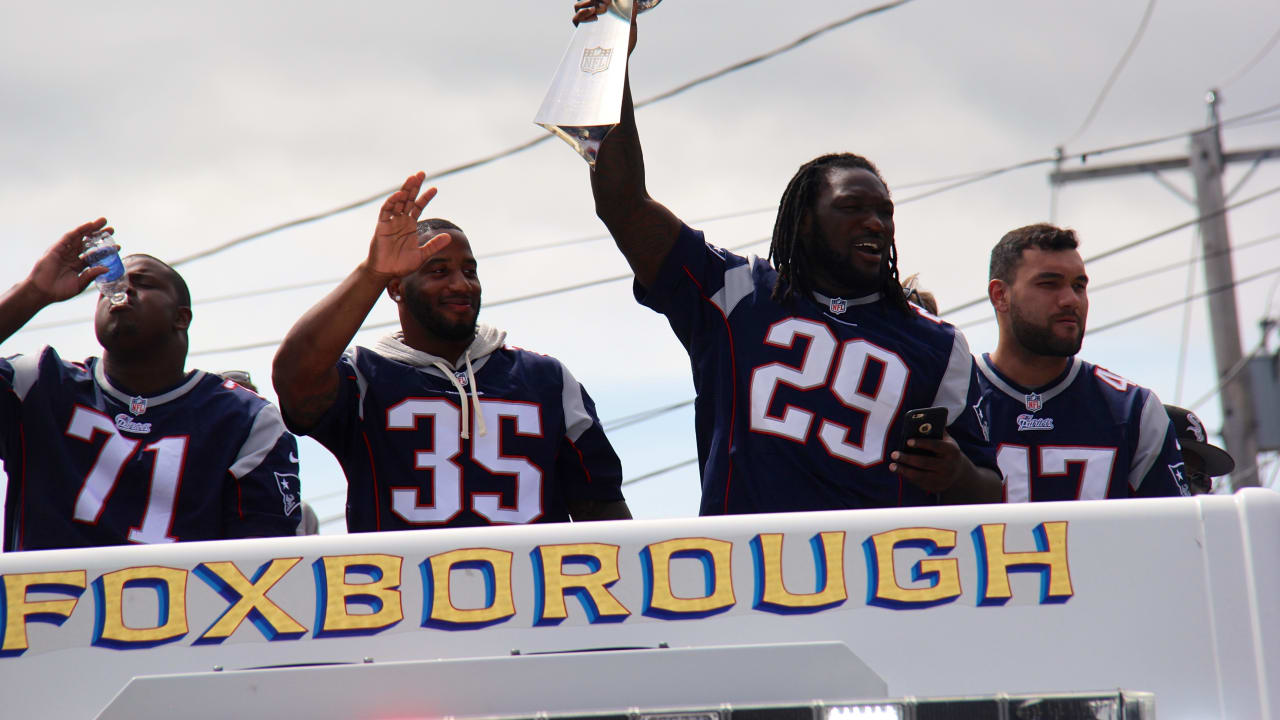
[767,153,910,315]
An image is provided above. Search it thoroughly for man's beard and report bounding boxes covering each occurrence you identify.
[1009,303,1084,357]
[806,231,889,294]
[405,295,479,342]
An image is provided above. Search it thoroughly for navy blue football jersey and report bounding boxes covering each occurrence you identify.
[298,337,625,531]
[636,224,997,515]
[975,353,1188,501]
[0,347,301,551]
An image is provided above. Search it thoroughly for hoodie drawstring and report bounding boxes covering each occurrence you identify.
[464,351,487,438]
[432,361,471,440]
[431,352,486,440]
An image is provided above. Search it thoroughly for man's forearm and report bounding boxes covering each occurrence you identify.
[0,279,51,347]
[272,263,387,424]
[943,463,1003,505]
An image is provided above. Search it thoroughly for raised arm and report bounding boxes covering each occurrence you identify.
[0,218,110,345]
[573,0,682,288]
[272,172,451,430]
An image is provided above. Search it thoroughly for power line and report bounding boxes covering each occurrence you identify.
[186,237,769,358]
[958,240,1280,333]
[146,105,1280,322]
[306,262,1280,497]
[1095,231,1280,294]
[1085,182,1280,264]
[168,1,919,270]
[622,457,698,487]
[31,111,1269,345]
[1061,0,1158,148]
[1187,339,1268,413]
[604,398,694,430]
[580,232,1280,443]
[942,183,1280,317]
[1089,264,1280,335]
[1219,25,1280,89]
[635,0,918,107]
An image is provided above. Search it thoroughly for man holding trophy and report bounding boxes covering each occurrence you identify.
[556,1,1001,516]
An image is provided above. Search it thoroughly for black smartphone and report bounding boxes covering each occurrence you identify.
[900,406,947,451]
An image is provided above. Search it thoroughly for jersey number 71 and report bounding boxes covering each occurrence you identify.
[66,406,187,544]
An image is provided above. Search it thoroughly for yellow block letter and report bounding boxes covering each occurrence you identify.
[975,522,1073,605]
[866,527,961,608]
[94,566,189,648]
[195,558,306,642]
[534,543,629,624]
[753,532,847,613]
[2,570,86,654]
[315,554,403,636]
[424,548,515,627]
[643,537,735,618]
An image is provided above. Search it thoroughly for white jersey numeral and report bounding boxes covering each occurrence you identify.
[66,406,186,544]
[386,398,545,525]
[749,318,909,467]
[998,444,1119,501]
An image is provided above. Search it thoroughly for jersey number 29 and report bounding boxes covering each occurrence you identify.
[749,318,909,466]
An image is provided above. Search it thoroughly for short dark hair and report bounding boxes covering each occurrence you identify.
[124,253,191,307]
[989,224,1080,283]
[768,153,908,314]
[417,218,463,236]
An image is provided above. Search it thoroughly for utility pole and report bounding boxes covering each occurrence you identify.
[1050,91,1280,489]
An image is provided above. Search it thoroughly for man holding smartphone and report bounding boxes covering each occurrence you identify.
[571,1,1000,514]
[977,224,1188,501]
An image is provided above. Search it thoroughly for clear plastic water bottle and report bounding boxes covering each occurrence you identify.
[82,230,128,305]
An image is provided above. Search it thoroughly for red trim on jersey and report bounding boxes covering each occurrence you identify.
[682,265,739,515]
[566,436,593,485]
[361,430,383,530]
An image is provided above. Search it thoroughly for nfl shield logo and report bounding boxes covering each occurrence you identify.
[829,297,848,315]
[129,395,148,416]
[580,46,613,75]
[1024,392,1043,412]
[454,371,469,387]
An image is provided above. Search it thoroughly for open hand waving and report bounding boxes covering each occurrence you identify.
[366,172,453,280]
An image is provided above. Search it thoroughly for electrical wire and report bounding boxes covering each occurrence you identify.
[122,104,1280,324]
[1089,231,1280,295]
[635,0,918,108]
[1219,25,1280,89]
[168,0,919,269]
[1186,340,1267,413]
[165,20,1280,275]
[942,184,1280,317]
[1092,264,1280,335]
[612,267,1280,491]
[604,398,695,430]
[1061,0,1159,148]
[185,237,769,358]
[621,457,699,487]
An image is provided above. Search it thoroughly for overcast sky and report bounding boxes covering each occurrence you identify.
[3,0,1278,530]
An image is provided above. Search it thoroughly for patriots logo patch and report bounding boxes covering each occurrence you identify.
[274,472,301,516]
[1169,462,1191,496]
